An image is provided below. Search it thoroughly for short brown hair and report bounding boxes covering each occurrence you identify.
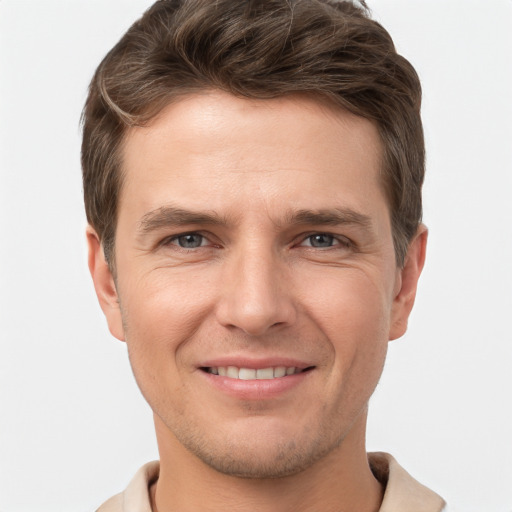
[82,0,424,267]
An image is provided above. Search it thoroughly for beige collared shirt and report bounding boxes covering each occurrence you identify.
[97,452,447,512]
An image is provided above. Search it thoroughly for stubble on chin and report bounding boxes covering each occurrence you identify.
[167,415,350,479]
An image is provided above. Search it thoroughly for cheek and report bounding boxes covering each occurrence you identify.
[120,267,216,333]
[299,268,392,383]
[300,267,393,339]
[118,271,216,382]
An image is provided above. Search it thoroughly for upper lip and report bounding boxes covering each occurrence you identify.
[199,357,314,370]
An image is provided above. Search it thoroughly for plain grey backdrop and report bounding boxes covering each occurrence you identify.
[1,1,511,511]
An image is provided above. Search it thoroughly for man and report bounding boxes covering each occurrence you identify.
[82,0,446,510]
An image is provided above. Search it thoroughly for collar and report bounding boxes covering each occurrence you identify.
[97,452,445,512]
[369,452,446,512]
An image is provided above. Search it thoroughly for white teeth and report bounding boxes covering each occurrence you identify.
[256,368,274,379]
[274,366,286,378]
[208,366,303,380]
[239,368,256,380]
[226,366,239,378]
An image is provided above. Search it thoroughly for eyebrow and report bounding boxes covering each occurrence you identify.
[284,208,373,230]
[137,205,374,235]
[138,206,228,235]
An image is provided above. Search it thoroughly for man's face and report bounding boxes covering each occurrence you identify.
[89,91,423,478]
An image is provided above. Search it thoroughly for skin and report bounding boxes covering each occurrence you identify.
[88,91,427,512]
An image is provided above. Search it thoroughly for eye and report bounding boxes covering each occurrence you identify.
[298,233,351,249]
[169,233,207,249]
[306,234,335,248]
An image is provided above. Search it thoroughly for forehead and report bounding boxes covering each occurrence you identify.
[120,91,386,221]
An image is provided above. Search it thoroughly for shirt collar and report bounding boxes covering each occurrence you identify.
[114,453,445,512]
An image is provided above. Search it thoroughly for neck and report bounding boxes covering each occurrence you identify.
[151,412,383,512]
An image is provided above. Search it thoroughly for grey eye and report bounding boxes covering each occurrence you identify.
[308,234,335,248]
[175,234,205,248]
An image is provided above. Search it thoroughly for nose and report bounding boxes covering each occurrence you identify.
[215,246,297,336]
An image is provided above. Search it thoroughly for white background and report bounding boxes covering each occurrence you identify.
[1,1,511,511]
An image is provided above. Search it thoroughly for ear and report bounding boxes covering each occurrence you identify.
[86,226,125,341]
[389,225,428,341]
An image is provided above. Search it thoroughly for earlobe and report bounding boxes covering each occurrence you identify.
[389,225,428,341]
[86,226,125,342]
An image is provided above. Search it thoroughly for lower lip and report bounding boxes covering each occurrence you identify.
[199,370,313,400]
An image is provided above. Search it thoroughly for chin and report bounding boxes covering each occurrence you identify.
[172,416,346,479]
[196,440,335,479]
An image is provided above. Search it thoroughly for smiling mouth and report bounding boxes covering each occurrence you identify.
[200,366,315,380]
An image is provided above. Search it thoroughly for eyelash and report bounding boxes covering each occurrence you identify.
[162,232,214,250]
[161,231,353,251]
[298,233,352,250]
